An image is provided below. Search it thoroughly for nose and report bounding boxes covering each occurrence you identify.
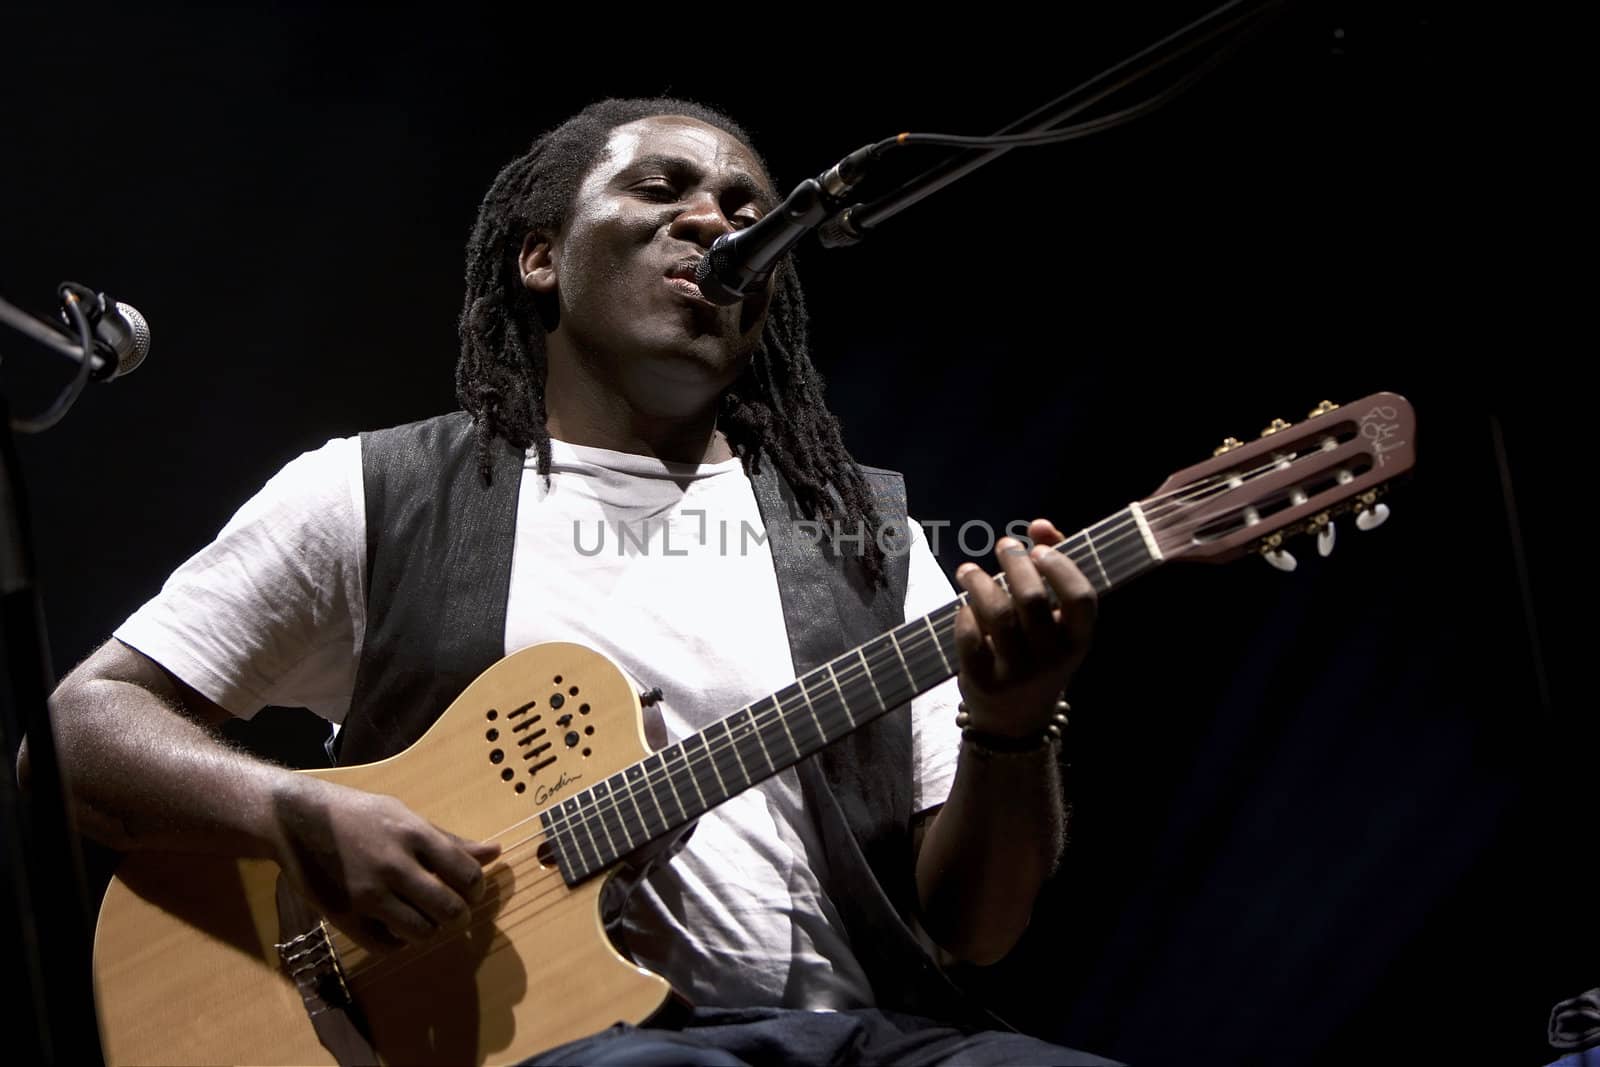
[668,190,735,251]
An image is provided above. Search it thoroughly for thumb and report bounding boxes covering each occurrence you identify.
[445,829,502,863]
[1029,517,1066,546]
[466,837,502,863]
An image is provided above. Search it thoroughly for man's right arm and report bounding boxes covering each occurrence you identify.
[20,638,499,950]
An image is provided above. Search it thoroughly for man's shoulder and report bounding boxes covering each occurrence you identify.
[853,463,908,514]
[355,411,490,477]
[358,410,474,448]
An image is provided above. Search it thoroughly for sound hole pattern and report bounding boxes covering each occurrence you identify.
[486,672,599,795]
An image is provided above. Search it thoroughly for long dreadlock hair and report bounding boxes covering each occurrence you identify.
[456,97,889,585]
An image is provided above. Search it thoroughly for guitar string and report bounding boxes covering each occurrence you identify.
[328,441,1332,964]
[326,609,975,968]
[340,862,569,988]
[333,454,1265,972]
[327,603,974,970]
[336,500,1227,983]
[525,439,1323,861]
[351,439,1310,949]
[333,585,1051,972]
[454,438,1319,885]
[327,438,1342,980]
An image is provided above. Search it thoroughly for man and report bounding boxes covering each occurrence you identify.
[26,98,1114,1065]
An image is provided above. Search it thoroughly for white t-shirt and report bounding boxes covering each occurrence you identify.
[115,434,964,1010]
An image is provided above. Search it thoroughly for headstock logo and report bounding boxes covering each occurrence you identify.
[1359,405,1406,467]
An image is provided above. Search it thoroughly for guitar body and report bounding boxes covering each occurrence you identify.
[93,642,673,1065]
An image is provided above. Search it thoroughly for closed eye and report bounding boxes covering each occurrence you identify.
[633,179,678,201]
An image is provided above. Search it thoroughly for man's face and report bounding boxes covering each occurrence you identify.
[525,115,779,409]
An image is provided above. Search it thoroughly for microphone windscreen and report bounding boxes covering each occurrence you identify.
[107,302,151,376]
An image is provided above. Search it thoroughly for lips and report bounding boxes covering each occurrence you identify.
[664,256,713,303]
[665,256,703,283]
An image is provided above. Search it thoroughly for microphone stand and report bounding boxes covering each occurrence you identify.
[1,293,105,1065]
[819,0,1284,248]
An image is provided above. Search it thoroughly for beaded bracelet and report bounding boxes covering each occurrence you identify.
[956,698,1070,755]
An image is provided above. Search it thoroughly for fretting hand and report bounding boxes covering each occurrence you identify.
[952,518,1097,739]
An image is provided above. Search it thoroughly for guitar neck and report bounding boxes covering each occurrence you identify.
[539,505,1163,883]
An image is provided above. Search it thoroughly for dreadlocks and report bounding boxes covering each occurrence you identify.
[456,96,889,585]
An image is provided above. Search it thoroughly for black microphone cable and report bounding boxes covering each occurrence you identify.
[694,0,1283,301]
[8,285,96,434]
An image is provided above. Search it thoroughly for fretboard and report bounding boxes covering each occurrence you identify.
[539,504,1162,883]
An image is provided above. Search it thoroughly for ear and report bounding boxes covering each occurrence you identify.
[519,231,558,295]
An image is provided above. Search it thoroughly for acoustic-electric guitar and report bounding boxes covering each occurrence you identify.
[91,393,1416,1065]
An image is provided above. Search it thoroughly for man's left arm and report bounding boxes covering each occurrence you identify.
[914,518,1094,965]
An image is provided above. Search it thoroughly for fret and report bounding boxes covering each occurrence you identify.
[625,763,667,838]
[611,777,643,851]
[728,707,775,775]
[824,662,856,729]
[682,733,727,804]
[865,636,917,709]
[834,653,883,722]
[1086,507,1160,591]
[772,687,803,758]
[789,674,828,752]
[922,615,952,675]
[796,675,832,751]
[606,772,643,850]
[618,767,654,840]
[774,684,806,751]
[886,629,916,689]
[749,707,776,769]
[665,743,708,812]
[752,694,799,765]
[538,809,574,881]
[587,781,624,860]
[856,647,885,712]
[564,795,604,873]
[716,718,751,785]
[643,753,685,827]
[708,724,750,795]
[1076,529,1110,590]
[897,619,951,689]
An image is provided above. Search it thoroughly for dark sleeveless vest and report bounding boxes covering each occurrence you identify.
[335,411,993,1027]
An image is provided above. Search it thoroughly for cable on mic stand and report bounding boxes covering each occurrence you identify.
[818,0,1284,247]
[7,285,98,434]
[694,0,1284,303]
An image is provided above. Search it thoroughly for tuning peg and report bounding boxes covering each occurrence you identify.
[1260,418,1292,437]
[1317,523,1336,557]
[1213,437,1244,456]
[1307,400,1340,418]
[1263,548,1298,572]
[1355,503,1391,531]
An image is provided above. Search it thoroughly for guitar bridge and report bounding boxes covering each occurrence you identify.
[275,923,352,1015]
[274,875,377,1064]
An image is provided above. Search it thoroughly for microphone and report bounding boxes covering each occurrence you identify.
[0,286,149,380]
[693,143,881,306]
[58,286,151,380]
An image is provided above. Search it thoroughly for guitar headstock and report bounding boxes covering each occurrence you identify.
[1141,393,1416,567]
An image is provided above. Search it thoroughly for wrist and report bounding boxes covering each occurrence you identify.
[956,697,1070,752]
[260,772,322,864]
[960,728,1058,758]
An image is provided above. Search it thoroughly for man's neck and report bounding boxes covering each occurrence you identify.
[546,408,731,465]
[543,346,737,465]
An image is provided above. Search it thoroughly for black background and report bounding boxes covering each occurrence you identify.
[1,2,1583,1065]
